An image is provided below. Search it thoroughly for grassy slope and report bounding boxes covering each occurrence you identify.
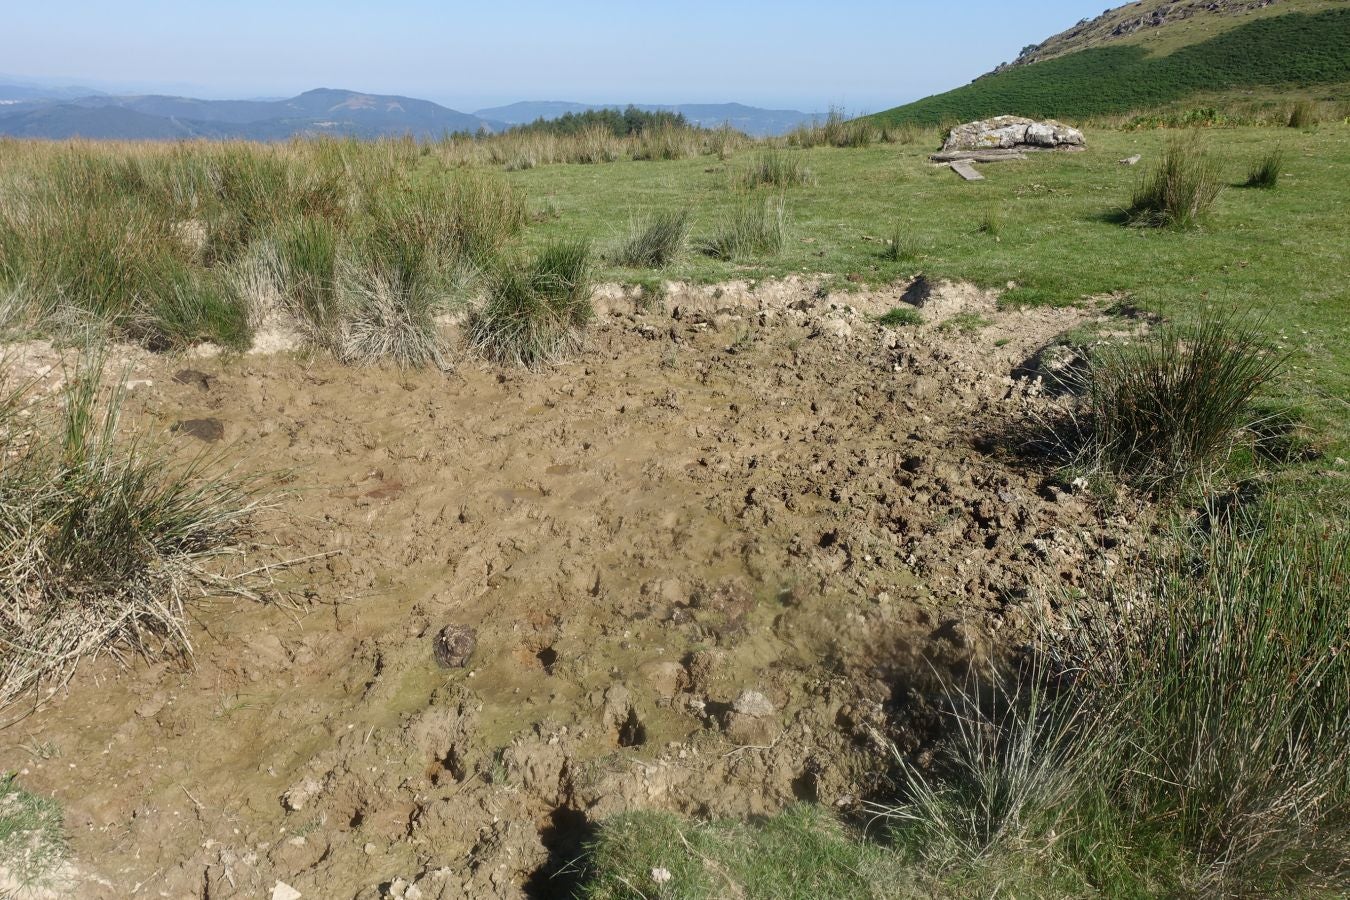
[867,8,1350,126]
[508,127,1350,459]
[1021,0,1346,64]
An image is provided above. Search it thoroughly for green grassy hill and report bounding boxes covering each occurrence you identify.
[869,6,1350,127]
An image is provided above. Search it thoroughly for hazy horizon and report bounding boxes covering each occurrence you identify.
[2,1,1110,113]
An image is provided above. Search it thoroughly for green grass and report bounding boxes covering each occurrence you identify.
[0,775,66,891]
[611,208,691,268]
[877,306,923,327]
[467,239,595,366]
[740,147,813,188]
[699,195,787,260]
[1245,147,1286,188]
[579,805,918,899]
[868,9,1350,127]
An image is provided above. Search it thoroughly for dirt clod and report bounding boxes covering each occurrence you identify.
[433,624,478,669]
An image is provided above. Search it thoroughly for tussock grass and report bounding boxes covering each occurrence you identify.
[700,196,787,260]
[0,360,262,710]
[1287,98,1318,129]
[871,509,1349,896]
[1127,132,1224,229]
[975,205,1001,237]
[882,224,918,263]
[0,142,522,364]
[331,255,453,370]
[740,148,814,188]
[612,209,690,269]
[468,239,594,367]
[787,108,879,149]
[1081,317,1284,491]
[1245,147,1285,188]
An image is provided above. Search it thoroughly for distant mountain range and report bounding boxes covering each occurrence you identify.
[474,101,822,136]
[0,84,821,140]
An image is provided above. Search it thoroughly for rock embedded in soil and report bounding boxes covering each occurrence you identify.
[942,115,1085,153]
[171,417,225,442]
[433,624,477,669]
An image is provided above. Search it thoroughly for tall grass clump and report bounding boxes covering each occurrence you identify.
[1244,147,1285,189]
[880,511,1350,895]
[612,209,690,269]
[468,240,594,367]
[0,361,261,709]
[740,148,813,188]
[1126,132,1224,229]
[882,223,918,262]
[1081,318,1284,491]
[1287,99,1317,129]
[700,196,787,260]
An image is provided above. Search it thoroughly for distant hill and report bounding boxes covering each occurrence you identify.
[0,88,494,140]
[868,2,1350,127]
[474,101,822,137]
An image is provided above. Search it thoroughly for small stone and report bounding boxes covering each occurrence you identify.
[172,417,225,443]
[732,690,775,719]
[651,867,673,885]
[281,777,322,812]
[433,624,477,669]
[272,882,302,900]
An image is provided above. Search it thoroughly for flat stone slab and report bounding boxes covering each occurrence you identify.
[949,160,985,181]
[931,149,1028,163]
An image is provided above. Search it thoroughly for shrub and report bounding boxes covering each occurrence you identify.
[1127,133,1223,229]
[0,361,261,709]
[613,209,690,269]
[468,240,594,367]
[740,148,813,188]
[1244,148,1284,189]
[1082,317,1284,490]
[700,196,787,260]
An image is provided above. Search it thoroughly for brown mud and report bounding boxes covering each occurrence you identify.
[2,277,1153,899]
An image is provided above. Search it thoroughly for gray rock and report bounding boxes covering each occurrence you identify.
[943,116,1085,153]
[732,690,775,718]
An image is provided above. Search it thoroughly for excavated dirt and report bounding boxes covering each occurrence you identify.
[2,277,1155,899]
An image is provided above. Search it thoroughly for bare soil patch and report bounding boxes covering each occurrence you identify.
[3,278,1153,898]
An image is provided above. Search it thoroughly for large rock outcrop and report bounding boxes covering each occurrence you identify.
[942,116,1085,152]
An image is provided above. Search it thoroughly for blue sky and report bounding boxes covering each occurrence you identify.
[1,1,1110,112]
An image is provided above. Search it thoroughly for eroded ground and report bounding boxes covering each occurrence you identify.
[3,278,1153,899]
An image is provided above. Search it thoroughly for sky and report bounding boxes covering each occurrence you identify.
[0,1,1111,112]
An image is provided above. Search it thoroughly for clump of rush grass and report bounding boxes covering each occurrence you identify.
[873,508,1350,896]
[975,205,1001,238]
[1244,147,1285,189]
[700,196,787,260]
[882,223,918,262]
[1081,317,1284,492]
[740,148,813,188]
[1287,99,1317,129]
[612,209,690,269]
[331,254,454,371]
[0,774,67,892]
[1126,132,1224,229]
[467,239,594,367]
[0,359,262,711]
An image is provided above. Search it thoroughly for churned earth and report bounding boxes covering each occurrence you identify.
[3,277,1154,899]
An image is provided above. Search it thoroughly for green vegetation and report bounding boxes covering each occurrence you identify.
[0,142,524,360]
[740,147,813,188]
[877,307,923,327]
[699,196,787,260]
[869,10,1350,127]
[1245,147,1286,189]
[881,223,918,263]
[787,109,883,149]
[0,775,66,891]
[467,239,594,367]
[612,209,690,269]
[506,105,691,138]
[0,360,260,708]
[580,804,915,899]
[1083,317,1285,491]
[937,312,993,334]
[1289,98,1319,129]
[1127,132,1224,228]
